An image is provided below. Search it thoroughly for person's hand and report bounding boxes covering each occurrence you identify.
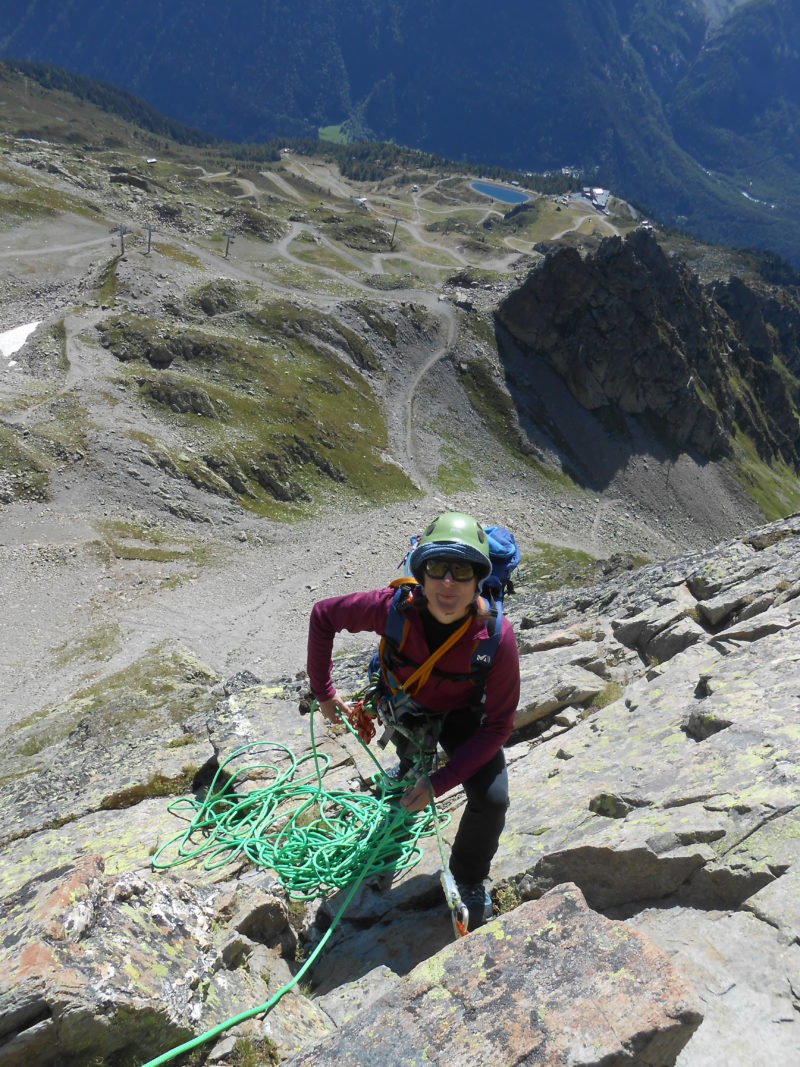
[316,694,351,725]
[400,776,432,813]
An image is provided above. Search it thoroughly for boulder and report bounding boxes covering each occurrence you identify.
[0,857,332,1067]
[283,883,702,1067]
[517,656,605,727]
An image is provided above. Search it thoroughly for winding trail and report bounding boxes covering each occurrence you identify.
[0,236,110,259]
[0,146,761,735]
[403,304,457,489]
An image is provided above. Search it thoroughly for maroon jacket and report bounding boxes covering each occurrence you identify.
[307,587,520,797]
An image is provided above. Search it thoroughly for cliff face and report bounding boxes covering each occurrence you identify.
[495,230,800,467]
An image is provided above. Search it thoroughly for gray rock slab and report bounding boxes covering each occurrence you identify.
[743,869,800,945]
[517,655,605,727]
[314,964,400,1026]
[612,592,697,653]
[284,883,702,1067]
[495,623,800,913]
[711,602,800,646]
[646,615,705,663]
[519,626,584,651]
[725,807,800,872]
[629,907,800,1067]
[0,798,184,898]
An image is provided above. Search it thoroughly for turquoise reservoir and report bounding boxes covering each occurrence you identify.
[471,180,529,205]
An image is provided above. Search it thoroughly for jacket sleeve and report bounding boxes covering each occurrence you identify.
[428,618,520,797]
[306,588,394,702]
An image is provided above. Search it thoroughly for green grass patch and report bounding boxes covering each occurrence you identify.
[228,1037,280,1066]
[728,428,800,520]
[461,359,520,442]
[51,622,123,669]
[321,211,395,253]
[97,256,119,306]
[290,240,364,274]
[436,444,477,493]
[396,241,462,267]
[94,515,212,565]
[27,393,91,458]
[590,681,624,710]
[153,241,204,268]
[247,300,381,371]
[493,882,522,916]
[53,319,69,371]
[351,302,398,345]
[482,200,544,241]
[0,425,50,501]
[9,645,220,764]
[524,542,604,593]
[461,359,573,485]
[527,201,596,241]
[261,257,357,295]
[188,278,256,315]
[375,259,447,285]
[101,766,199,809]
[463,310,500,351]
[319,124,348,144]
[166,733,197,749]
[100,310,417,516]
[0,163,103,225]
[425,212,485,237]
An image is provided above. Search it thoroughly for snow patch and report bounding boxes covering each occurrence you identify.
[1,321,40,366]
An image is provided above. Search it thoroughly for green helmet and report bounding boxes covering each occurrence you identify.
[409,512,492,584]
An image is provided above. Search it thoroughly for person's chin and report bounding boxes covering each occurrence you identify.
[432,599,461,620]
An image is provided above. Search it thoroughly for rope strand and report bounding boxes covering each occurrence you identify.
[143,704,448,1066]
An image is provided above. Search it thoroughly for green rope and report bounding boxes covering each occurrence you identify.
[142,703,447,1066]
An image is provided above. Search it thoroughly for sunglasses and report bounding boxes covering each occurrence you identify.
[423,558,477,582]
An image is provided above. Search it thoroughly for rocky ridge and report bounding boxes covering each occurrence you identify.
[2,513,800,1065]
[496,230,800,473]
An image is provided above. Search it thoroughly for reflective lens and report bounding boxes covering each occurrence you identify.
[424,558,477,582]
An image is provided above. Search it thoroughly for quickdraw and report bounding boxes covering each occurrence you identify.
[440,869,469,938]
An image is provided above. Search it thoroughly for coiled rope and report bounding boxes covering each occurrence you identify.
[141,704,446,1067]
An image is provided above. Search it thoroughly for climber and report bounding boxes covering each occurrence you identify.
[306,512,521,928]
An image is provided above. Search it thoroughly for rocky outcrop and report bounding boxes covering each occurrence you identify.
[0,857,331,1066]
[285,883,702,1066]
[2,515,800,1064]
[109,169,154,193]
[496,230,800,466]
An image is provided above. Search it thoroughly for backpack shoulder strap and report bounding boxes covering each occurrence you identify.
[377,580,417,692]
[379,587,503,703]
[469,596,504,707]
[384,578,417,650]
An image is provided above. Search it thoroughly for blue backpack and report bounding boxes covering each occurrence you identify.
[481,524,522,603]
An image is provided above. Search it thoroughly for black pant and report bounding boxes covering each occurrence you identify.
[438,710,509,884]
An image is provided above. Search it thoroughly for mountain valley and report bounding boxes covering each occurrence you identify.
[3,1,800,267]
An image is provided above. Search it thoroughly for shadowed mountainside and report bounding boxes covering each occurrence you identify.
[495,230,800,514]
